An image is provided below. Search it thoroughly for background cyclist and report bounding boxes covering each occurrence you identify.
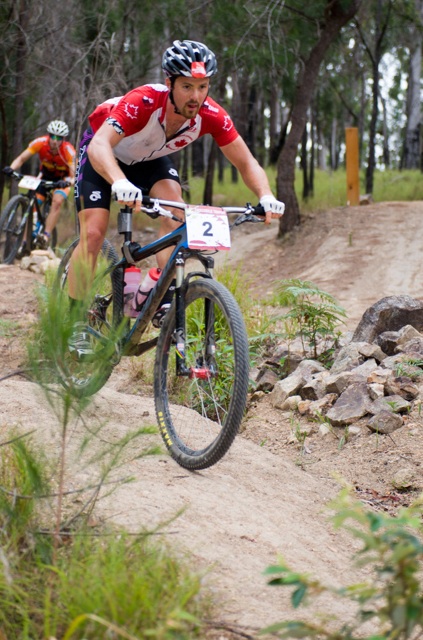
[4,120,76,247]
[68,39,285,351]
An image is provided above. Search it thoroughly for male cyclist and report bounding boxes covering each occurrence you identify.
[68,39,285,354]
[4,120,76,246]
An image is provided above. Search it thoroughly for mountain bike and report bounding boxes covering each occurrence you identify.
[55,197,271,470]
[0,170,60,264]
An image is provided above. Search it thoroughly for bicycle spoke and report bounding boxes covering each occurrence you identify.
[54,238,124,397]
[154,278,249,470]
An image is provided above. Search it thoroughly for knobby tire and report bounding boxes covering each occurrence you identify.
[55,237,124,397]
[0,195,29,264]
[154,278,250,470]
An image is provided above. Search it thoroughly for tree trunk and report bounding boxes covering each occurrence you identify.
[301,125,309,200]
[365,56,379,194]
[191,139,204,177]
[268,84,281,164]
[381,97,390,168]
[9,0,31,196]
[403,0,423,170]
[277,0,362,236]
[309,109,315,196]
[0,95,8,205]
[203,140,217,205]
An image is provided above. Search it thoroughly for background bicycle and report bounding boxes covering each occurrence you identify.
[0,170,60,264]
[55,197,271,470]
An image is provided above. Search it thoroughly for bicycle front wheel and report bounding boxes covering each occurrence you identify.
[54,237,125,397]
[0,195,29,264]
[154,278,250,470]
[39,201,57,251]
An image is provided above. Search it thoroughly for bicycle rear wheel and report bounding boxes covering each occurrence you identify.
[54,237,125,397]
[0,195,29,264]
[154,278,250,470]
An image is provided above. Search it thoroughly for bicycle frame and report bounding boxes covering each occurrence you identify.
[98,208,215,368]
[21,191,50,250]
[2,174,54,255]
[83,197,265,373]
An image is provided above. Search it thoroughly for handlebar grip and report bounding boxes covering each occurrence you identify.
[3,168,22,179]
[254,204,266,217]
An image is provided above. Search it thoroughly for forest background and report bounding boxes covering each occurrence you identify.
[1,0,423,235]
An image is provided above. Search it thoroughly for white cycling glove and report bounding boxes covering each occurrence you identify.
[260,195,285,216]
[111,178,142,204]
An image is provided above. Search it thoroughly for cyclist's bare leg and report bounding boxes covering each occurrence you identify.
[44,192,65,236]
[68,207,110,300]
[149,179,184,270]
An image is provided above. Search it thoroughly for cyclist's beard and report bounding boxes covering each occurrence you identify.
[178,101,201,118]
[170,90,205,118]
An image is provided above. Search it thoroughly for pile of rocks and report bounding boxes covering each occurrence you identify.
[252,296,423,436]
[20,249,61,275]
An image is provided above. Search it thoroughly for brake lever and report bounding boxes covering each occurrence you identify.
[230,212,264,228]
[141,199,182,223]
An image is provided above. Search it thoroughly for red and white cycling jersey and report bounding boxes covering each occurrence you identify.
[88,84,239,165]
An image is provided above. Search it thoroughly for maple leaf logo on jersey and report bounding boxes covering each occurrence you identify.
[124,102,139,119]
[223,116,233,132]
[174,139,188,148]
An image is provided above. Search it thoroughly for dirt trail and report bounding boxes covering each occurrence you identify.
[1,201,423,636]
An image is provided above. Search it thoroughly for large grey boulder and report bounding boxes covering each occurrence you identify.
[352,296,423,344]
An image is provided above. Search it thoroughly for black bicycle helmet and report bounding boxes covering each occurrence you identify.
[162,40,217,78]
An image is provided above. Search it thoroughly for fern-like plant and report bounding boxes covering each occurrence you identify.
[270,279,347,360]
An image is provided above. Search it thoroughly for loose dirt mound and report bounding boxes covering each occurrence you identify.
[1,201,423,636]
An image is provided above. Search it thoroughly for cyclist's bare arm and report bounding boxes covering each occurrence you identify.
[66,158,76,186]
[87,122,142,212]
[220,136,283,224]
[10,148,33,172]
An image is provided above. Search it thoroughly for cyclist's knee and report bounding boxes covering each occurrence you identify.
[84,226,105,254]
[160,216,182,235]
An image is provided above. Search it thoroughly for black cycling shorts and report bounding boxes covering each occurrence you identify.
[74,128,181,212]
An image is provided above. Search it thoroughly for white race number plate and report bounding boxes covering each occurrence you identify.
[18,175,41,190]
[186,205,231,251]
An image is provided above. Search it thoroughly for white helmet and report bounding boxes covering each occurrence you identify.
[47,120,69,137]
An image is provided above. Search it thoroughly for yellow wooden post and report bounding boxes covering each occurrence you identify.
[345,127,360,206]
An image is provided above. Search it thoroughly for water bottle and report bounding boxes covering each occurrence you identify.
[123,266,141,318]
[133,267,161,312]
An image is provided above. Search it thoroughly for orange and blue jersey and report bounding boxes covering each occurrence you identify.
[26,136,75,179]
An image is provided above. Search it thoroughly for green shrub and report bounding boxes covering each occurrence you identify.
[269,278,346,362]
[262,486,423,639]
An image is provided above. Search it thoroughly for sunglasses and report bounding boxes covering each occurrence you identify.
[50,134,64,141]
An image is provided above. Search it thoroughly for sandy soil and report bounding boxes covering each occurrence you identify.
[1,200,423,638]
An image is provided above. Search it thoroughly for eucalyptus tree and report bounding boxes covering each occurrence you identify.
[354,0,394,194]
[276,0,363,235]
[402,0,423,169]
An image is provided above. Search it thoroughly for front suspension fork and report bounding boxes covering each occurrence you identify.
[174,253,217,379]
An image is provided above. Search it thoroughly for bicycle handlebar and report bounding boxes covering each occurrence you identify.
[139,195,266,222]
[3,168,64,190]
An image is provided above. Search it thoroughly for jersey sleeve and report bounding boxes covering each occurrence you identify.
[89,86,166,136]
[63,142,76,167]
[27,136,48,155]
[199,98,239,147]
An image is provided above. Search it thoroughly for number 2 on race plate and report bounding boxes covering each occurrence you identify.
[186,206,231,251]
